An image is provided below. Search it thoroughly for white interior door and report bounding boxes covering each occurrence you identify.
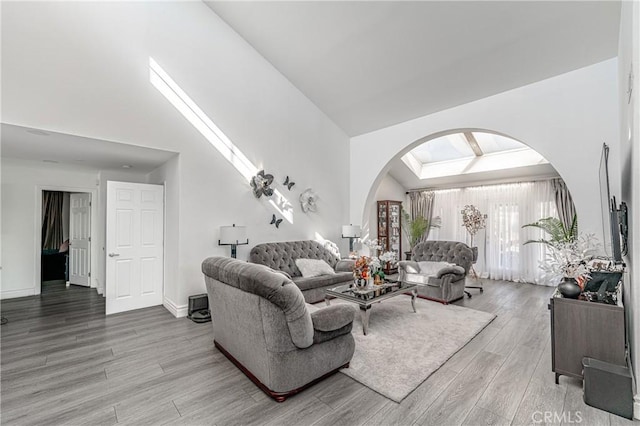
[69,193,91,286]
[106,181,164,315]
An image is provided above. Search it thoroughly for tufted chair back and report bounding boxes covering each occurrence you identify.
[249,240,340,277]
[412,240,474,274]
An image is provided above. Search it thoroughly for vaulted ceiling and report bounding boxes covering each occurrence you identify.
[206,1,621,137]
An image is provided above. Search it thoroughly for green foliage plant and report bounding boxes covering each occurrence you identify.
[402,209,430,251]
[522,214,578,248]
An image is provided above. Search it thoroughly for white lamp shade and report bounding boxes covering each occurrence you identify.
[219,225,247,244]
[342,225,361,238]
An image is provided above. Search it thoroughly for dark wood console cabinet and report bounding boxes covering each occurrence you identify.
[549,295,626,384]
[377,200,402,274]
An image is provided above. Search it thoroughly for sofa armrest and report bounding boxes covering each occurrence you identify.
[335,259,355,272]
[311,304,355,344]
[398,260,420,273]
[436,265,466,279]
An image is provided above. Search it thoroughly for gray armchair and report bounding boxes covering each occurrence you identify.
[397,241,474,304]
[202,256,356,402]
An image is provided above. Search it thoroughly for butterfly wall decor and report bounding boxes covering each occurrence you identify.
[283,176,295,191]
[270,214,283,228]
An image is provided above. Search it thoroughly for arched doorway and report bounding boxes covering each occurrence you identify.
[361,129,574,284]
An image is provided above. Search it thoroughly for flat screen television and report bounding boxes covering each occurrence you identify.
[599,143,628,262]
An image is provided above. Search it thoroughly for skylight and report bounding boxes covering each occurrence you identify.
[149,57,294,223]
[401,131,549,180]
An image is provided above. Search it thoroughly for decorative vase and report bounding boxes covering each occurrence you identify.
[354,278,367,288]
[558,277,581,299]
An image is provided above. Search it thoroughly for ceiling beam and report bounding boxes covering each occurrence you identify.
[463,132,483,156]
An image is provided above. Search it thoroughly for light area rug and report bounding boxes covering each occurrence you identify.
[318,296,495,402]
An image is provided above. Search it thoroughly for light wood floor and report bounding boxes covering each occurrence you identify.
[1,279,636,425]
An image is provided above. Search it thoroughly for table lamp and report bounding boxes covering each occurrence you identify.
[218,224,248,258]
[341,225,361,253]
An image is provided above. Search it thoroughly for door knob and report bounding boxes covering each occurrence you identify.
[108,253,120,257]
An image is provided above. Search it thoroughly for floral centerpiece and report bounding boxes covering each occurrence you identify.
[353,256,373,287]
[362,238,382,256]
[353,252,397,286]
[378,250,398,278]
[539,233,600,298]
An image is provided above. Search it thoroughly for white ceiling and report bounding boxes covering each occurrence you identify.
[1,123,177,173]
[206,1,620,137]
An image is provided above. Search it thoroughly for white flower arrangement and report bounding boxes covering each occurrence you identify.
[362,238,383,253]
[539,233,600,284]
[379,250,397,266]
[368,257,381,271]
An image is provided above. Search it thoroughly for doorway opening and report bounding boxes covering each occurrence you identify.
[40,191,93,295]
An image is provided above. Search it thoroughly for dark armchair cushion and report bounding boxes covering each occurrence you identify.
[335,259,355,272]
[436,265,466,278]
[311,304,355,344]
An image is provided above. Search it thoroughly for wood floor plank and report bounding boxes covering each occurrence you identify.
[510,378,567,426]
[476,343,544,420]
[116,399,181,425]
[415,351,505,426]
[461,405,510,425]
[483,316,530,357]
[312,387,389,426]
[445,323,502,373]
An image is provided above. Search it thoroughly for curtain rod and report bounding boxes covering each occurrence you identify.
[405,175,560,194]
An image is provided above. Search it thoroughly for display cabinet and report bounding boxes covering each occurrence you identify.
[377,200,402,274]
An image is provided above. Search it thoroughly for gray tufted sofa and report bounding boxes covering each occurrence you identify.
[249,240,355,303]
[397,240,474,304]
[202,257,356,402]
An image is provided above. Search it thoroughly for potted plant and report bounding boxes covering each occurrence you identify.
[539,234,599,298]
[401,209,431,260]
[522,214,578,247]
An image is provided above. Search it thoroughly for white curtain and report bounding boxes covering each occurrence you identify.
[431,181,557,285]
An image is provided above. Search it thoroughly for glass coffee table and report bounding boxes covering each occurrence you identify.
[325,281,418,335]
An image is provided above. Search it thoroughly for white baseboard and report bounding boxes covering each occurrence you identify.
[163,296,188,318]
[634,395,640,420]
[0,288,35,300]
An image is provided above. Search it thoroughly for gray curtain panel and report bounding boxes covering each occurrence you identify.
[551,178,576,232]
[42,191,64,250]
[409,191,434,242]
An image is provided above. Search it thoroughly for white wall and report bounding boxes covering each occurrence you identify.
[618,0,640,418]
[1,159,100,298]
[1,2,350,312]
[365,173,408,256]
[350,59,619,244]
[147,155,181,315]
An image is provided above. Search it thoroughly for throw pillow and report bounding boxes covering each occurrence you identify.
[295,259,335,278]
[418,261,455,276]
[322,240,341,260]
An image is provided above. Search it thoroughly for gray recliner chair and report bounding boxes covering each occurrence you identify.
[202,257,356,402]
[397,241,474,304]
